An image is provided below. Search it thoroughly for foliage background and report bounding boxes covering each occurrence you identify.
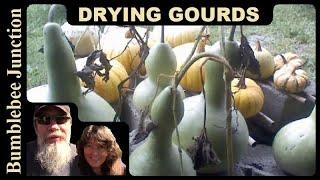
[27,4,316,90]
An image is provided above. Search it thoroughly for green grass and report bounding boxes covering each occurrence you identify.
[209,4,316,80]
[27,4,66,90]
[27,4,316,90]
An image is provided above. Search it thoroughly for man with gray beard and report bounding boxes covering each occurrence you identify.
[27,105,80,176]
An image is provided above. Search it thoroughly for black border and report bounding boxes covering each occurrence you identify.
[0,0,318,176]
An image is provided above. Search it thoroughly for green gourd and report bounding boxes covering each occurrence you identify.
[133,43,184,111]
[211,26,241,70]
[130,86,196,176]
[173,45,249,174]
[272,106,316,176]
[211,41,241,70]
[27,22,116,122]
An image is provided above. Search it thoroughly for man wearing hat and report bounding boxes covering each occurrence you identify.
[27,105,80,176]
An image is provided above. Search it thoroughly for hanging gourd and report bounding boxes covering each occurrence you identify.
[173,44,249,174]
[231,78,264,119]
[246,40,275,80]
[274,52,306,71]
[150,26,210,48]
[173,38,209,93]
[61,22,99,57]
[75,57,130,104]
[130,86,196,176]
[132,41,184,111]
[272,105,316,176]
[273,64,309,93]
[27,22,116,122]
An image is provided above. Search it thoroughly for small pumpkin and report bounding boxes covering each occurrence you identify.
[273,64,309,93]
[150,26,210,48]
[76,57,130,104]
[231,78,264,119]
[247,40,275,80]
[173,38,209,92]
[274,52,306,71]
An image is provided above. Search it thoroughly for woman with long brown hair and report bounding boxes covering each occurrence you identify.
[76,125,126,176]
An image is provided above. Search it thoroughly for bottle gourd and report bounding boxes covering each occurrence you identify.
[173,45,249,174]
[272,106,316,176]
[130,86,196,176]
[132,42,184,111]
[27,22,116,122]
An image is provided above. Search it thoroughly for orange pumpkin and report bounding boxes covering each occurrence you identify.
[231,78,264,118]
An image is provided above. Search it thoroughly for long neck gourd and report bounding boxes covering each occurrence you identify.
[27,22,115,122]
[173,44,249,174]
[129,86,196,176]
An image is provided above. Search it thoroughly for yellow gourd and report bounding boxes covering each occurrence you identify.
[76,57,130,104]
[101,26,149,75]
[150,26,210,48]
[173,39,209,92]
[231,78,264,118]
[247,41,275,79]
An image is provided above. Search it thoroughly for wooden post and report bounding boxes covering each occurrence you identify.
[257,112,274,126]
[288,93,306,104]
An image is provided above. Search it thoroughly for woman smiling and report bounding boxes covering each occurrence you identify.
[76,125,126,176]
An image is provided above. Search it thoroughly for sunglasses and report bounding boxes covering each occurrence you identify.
[35,115,71,125]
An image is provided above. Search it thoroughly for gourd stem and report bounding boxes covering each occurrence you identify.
[201,60,207,129]
[114,27,150,121]
[220,26,226,58]
[161,25,164,43]
[221,25,234,176]
[196,38,206,53]
[256,40,262,51]
[171,87,184,176]
[228,25,236,41]
[171,26,210,171]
